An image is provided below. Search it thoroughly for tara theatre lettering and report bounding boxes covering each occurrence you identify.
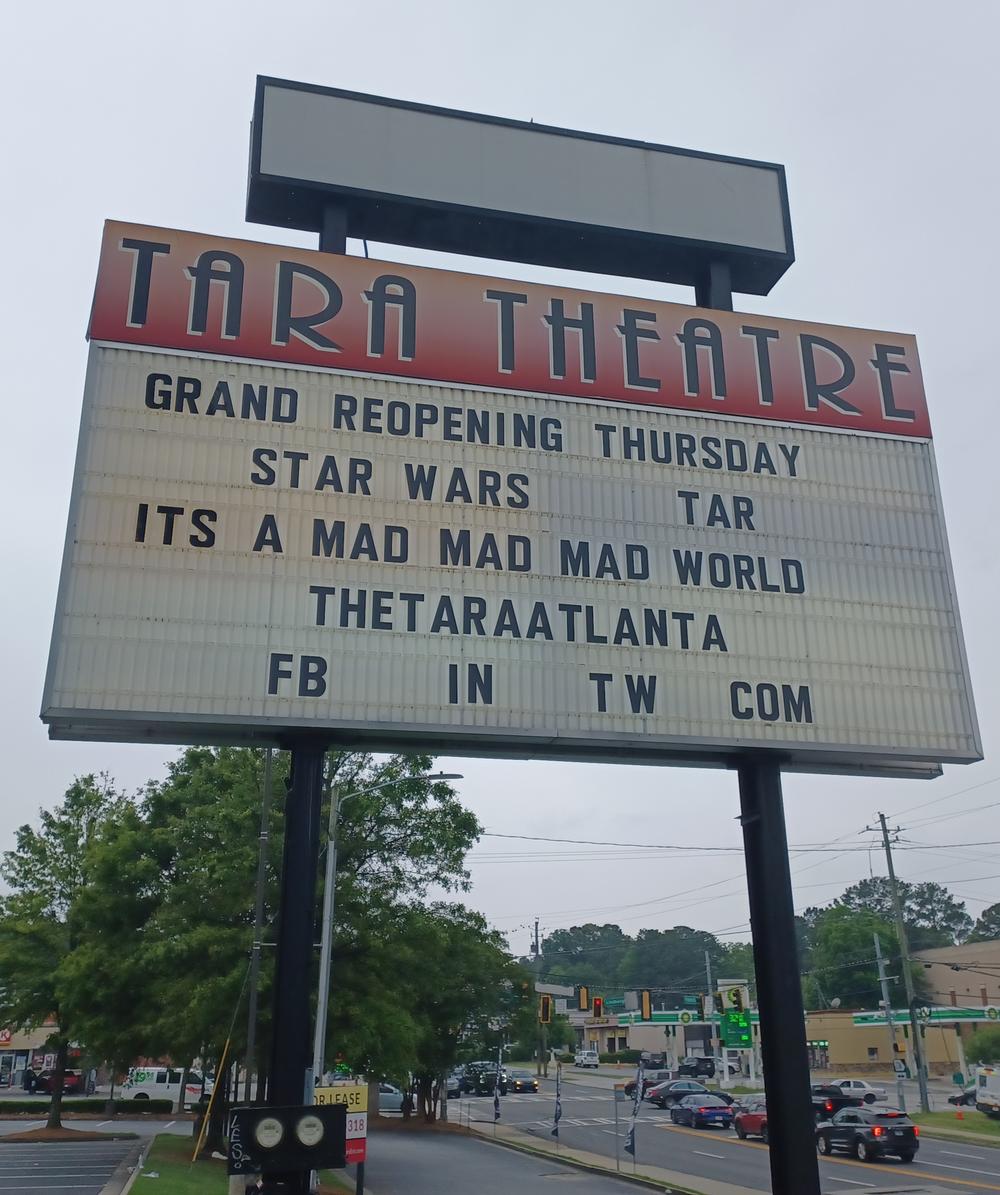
[43,222,979,773]
[90,223,930,437]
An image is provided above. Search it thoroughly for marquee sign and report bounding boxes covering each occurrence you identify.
[41,222,980,774]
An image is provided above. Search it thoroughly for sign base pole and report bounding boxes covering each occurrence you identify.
[738,757,821,1195]
[265,741,327,1193]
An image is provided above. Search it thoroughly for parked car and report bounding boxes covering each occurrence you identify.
[670,1094,734,1129]
[34,1070,85,1095]
[647,1080,710,1108]
[121,1067,212,1108]
[816,1107,918,1163]
[640,1052,667,1068]
[948,1085,978,1107]
[507,1069,539,1093]
[623,1070,673,1098]
[734,1096,768,1141]
[378,1082,404,1112]
[574,1050,599,1069]
[832,1078,886,1104]
[446,1071,463,1099]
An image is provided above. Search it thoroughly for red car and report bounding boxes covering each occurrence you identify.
[734,1096,768,1142]
[34,1069,85,1095]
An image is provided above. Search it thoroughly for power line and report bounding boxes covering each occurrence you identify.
[884,772,999,821]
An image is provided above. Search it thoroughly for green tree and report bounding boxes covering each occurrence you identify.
[966,1026,1000,1065]
[540,924,630,990]
[378,903,529,1120]
[968,902,1000,943]
[717,940,755,986]
[838,878,972,947]
[618,927,721,1003]
[802,905,903,1010]
[66,747,482,1104]
[0,775,128,1128]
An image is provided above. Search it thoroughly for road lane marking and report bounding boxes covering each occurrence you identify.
[824,1179,875,1187]
[816,1155,1000,1191]
[645,1120,1000,1191]
[942,1150,988,1160]
[691,1150,724,1159]
[922,1160,1000,1178]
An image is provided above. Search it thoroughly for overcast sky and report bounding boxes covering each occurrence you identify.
[3,1,998,968]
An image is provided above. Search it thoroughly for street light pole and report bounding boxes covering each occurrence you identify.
[309,771,463,1090]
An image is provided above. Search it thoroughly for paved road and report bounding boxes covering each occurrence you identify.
[0,1140,137,1195]
[361,1125,644,1195]
[459,1085,1000,1192]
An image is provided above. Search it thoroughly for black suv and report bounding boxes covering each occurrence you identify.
[816,1107,919,1163]
[461,1061,508,1096]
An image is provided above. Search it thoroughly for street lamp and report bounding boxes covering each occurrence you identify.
[309,771,463,1091]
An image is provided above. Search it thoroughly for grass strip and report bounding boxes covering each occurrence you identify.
[912,1109,1000,1140]
[133,1133,229,1195]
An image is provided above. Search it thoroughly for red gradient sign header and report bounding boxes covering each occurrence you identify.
[89,222,931,438]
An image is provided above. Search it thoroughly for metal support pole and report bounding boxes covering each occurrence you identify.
[311,785,341,1087]
[738,757,821,1195]
[266,741,326,1192]
[245,747,274,1103]
[694,261,734,311]
[320,204,348,254]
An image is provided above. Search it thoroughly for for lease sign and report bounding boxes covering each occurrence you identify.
[42,222,980,773]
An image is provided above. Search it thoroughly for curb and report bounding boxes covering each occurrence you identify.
[100,1140,148,1195]
[462,1121,748,1195]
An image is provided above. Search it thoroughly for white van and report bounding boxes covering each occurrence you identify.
[574,1049,600,1069]
[121,1066,213,1109]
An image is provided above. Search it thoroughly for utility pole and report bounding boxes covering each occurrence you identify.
[705,951,719,1081]
[873,812,930,1112]
[873,933,906,1111]
[534,919,548,1077]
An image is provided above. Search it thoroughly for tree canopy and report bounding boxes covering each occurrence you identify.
[4,748,524,1122]
[968,902,1000,943]
[0,775,129,1126]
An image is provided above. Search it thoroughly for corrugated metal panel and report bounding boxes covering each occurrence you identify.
[42,345,980,769]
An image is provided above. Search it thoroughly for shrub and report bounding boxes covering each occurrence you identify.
[0,1097,178,1114]
[599,1049,642,1064]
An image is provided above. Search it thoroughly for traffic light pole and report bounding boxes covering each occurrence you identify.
[738,757,822,1195]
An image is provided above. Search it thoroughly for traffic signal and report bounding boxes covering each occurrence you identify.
[728,988,744,1012]
[576,984,590,1012]
[539,994,552,1024]
[639,989,652,1021]
[592,996,604,1018]
[713,992,724,1014]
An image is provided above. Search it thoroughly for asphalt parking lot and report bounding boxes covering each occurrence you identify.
[0,1140,138,1194]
